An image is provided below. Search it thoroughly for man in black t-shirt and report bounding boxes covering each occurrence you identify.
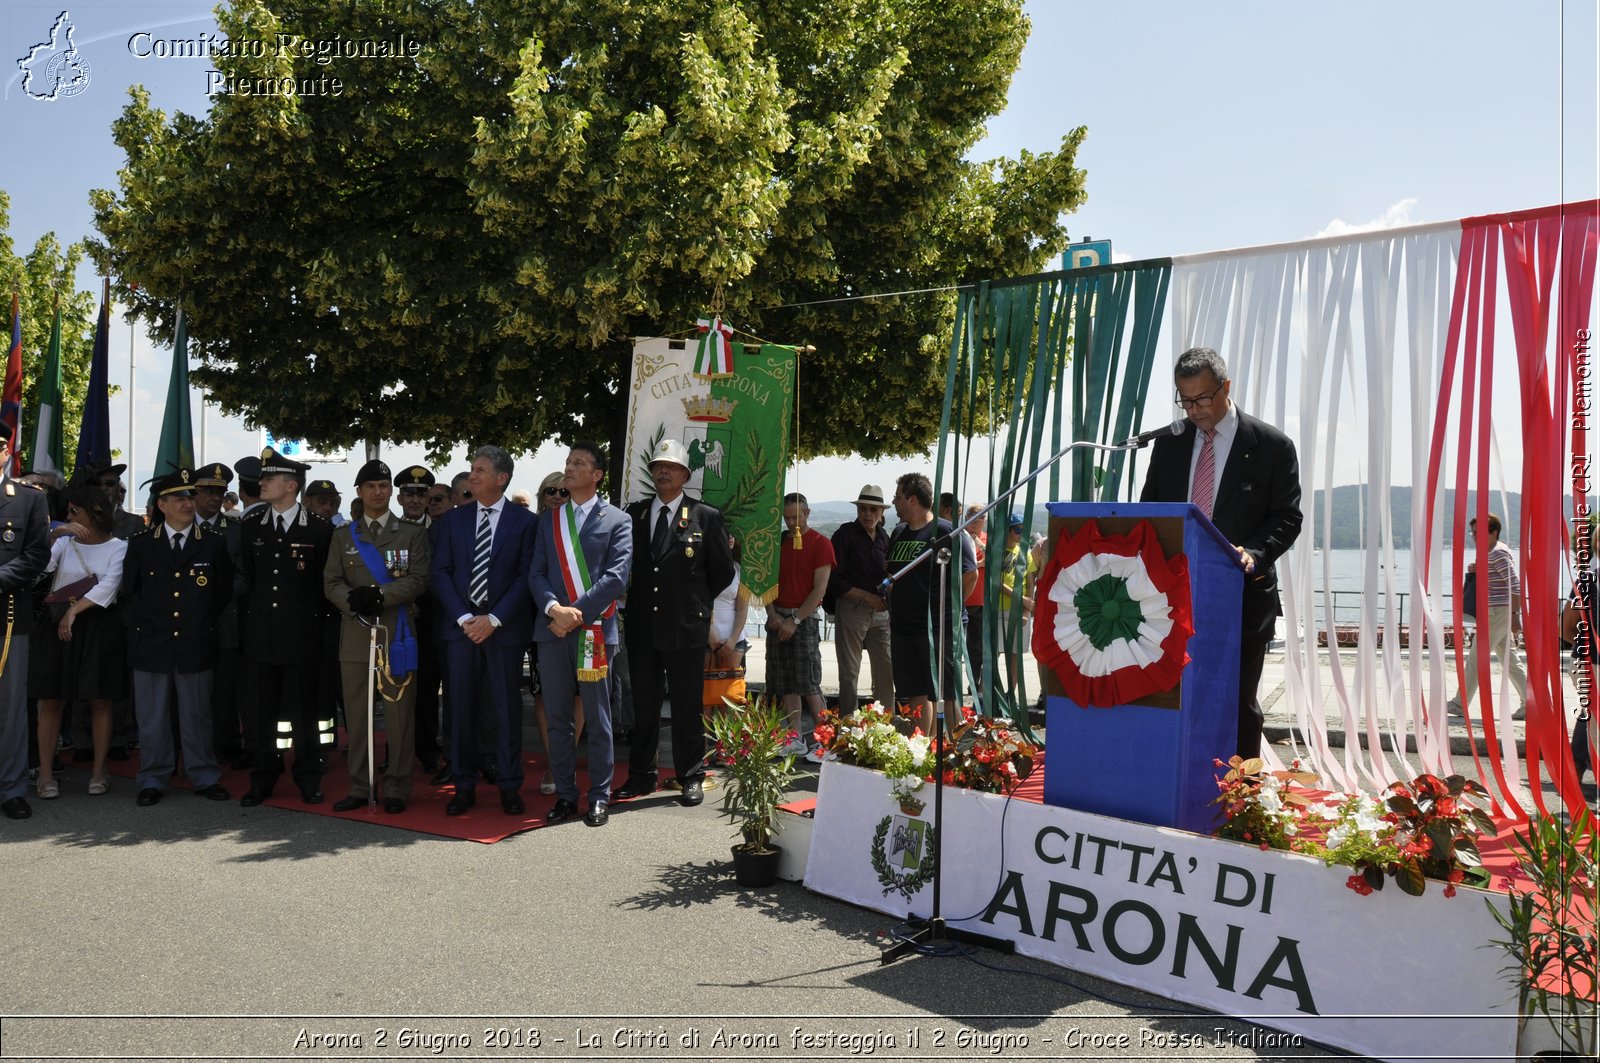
[887,473,976,734]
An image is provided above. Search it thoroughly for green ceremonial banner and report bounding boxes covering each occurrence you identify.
[24,304,64,479]
[152,307,194,476]
[624,336,795,604]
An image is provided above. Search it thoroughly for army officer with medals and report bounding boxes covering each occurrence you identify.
[122,469,235,805]
[324,460,431,813]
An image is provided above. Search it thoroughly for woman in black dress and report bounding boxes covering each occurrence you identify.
[32,485,128,799]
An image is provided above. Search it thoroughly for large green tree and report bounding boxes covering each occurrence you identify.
[0,190,99,472]
[92,0,1086,461]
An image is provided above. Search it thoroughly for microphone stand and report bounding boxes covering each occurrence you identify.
[880,434,1148,965]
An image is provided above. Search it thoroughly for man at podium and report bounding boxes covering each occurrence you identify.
[1140,347,1302,758]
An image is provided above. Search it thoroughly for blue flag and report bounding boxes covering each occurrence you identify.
[73,278,111,478]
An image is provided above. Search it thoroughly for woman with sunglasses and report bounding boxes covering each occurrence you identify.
[530,471,584,795]
[32,485,129,799]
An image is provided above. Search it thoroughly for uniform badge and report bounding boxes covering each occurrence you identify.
[2,530,13,543]
[685,546,694,558]
[196,575,208,587]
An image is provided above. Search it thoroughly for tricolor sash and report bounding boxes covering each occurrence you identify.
[553,503,615,682]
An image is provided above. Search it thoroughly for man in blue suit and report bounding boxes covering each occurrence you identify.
[529,443,632,827]
[431,444,537,816]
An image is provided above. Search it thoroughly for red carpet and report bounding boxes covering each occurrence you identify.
[102,739,698,843]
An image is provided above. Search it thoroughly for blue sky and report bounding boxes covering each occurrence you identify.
[1,1,1595,502]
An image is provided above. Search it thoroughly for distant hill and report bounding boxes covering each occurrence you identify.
[804,488,1559,547]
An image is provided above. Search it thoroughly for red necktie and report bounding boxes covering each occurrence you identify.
[1192,428,1217,518]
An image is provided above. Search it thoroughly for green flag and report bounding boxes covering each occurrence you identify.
[25,302,64,479]
[152,306,194,476]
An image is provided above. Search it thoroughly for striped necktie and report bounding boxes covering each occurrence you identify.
[1192,428,1218,519]
[469,507,491,607]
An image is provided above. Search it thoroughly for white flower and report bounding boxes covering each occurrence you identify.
[1326,824,1351,850]
[1256,788,1283,814]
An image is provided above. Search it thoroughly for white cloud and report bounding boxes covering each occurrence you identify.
[1313,197,1419,238]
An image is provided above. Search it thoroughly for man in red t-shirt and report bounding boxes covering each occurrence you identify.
[767,492,835,757]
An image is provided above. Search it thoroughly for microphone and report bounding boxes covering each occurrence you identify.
[1119,420,1186,448]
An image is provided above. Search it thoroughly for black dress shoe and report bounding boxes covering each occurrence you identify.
[136,788,162,806]
[611,773,657,800]
[429,765,453,786]
[193,784,231,801]
[299,786,324,805]
[3,796,33,820]
[445,790,476,816]
[332,795,367,812]
[545,798,577,823]
[383,797,406,814]
[585,800,609,827]
[501,790,526,815]
[240,788,269,807]
[680,777,704,806]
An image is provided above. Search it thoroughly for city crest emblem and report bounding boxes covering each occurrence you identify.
[870,813,936,902]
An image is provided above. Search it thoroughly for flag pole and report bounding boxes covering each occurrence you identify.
[127,293,136,499]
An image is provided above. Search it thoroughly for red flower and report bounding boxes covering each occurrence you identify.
[1447,869,1464,884]
[1443,884,1457,898]
[1345,874,1373,896]
[961,705,977,721]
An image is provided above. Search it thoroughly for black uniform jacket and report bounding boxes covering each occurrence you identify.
[122,523,235,673]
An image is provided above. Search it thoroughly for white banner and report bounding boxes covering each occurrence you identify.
[805,761,1516,1063]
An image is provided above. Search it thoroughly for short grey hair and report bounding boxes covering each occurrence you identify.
[1174,347,1230,385]
[472,445,514,480]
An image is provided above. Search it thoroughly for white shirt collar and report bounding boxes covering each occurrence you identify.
[164,522,191,541]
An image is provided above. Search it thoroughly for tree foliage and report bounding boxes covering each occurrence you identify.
[92,0,1086,462]
[0,190,99,470]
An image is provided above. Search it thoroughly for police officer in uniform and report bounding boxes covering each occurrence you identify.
[396,465,444,774]
[0,423,51,820]
[239,447,335,806]
[123,468,235,805]
[325,460,431,813]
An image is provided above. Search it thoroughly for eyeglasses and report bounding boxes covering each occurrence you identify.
[542,487,570,499]
[1174,386,1225,410]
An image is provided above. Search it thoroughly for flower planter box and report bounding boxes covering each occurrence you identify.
[807,759,1519,1063]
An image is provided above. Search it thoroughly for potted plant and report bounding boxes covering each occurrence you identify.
[708,697,804,887]
[1486,808,1598,1058]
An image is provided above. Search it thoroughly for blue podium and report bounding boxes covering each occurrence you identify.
[1040,502,1243,834]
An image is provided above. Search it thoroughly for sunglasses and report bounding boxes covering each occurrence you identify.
[542,487,570,498]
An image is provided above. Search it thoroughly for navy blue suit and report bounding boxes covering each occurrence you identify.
[529,497,632,805]
[431,497,537,792]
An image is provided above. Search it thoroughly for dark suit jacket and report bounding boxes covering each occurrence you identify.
[430,498,536,644]
[239,505,335,664]
[122,524,234,673]
[0,479,51,637]
[624,494,735,652]
[1140,409,1303,637]
[197,513,243,650]
[529,498,632,645]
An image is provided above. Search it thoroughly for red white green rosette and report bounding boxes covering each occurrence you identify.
[1031,519,1193,707]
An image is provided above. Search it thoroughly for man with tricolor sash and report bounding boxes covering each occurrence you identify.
[529,443,632,828]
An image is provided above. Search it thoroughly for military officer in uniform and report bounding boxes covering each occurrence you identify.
[123,469,235,805]
[614,439,735,807]
[238,447,335,806]
[234,455,265,518]
[325,460,431,813]
[396,465,444,774]
[0,423,51,820]
[192,461,252,767]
